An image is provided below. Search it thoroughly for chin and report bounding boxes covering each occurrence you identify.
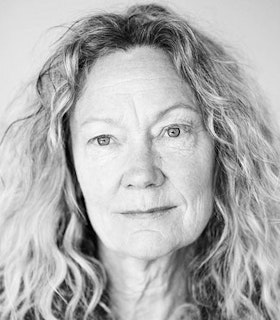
[122,231,180,261]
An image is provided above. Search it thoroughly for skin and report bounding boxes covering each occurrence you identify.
[70,46,214,320]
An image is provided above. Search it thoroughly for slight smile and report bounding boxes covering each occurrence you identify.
[120,206,177,219]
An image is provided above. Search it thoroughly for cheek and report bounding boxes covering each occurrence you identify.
[163,142,214,236]
[73,156,122,244]
[185,160,214,236]
[186,187,213,237]
[74,154,120,204]
[73,152,128,241]
[163,144,213,198]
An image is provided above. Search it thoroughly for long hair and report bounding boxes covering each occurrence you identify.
[0,3,279,320]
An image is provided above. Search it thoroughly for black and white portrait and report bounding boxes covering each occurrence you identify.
[0,1,280,319]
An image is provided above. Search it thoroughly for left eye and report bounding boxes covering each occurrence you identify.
[163,124,192,138]
[166,127,180,137]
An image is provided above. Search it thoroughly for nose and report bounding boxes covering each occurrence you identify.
[121,144,165,189]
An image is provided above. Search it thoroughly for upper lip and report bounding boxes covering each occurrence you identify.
[121,206,176,214]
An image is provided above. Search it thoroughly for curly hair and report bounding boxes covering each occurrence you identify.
[1,3,280,320]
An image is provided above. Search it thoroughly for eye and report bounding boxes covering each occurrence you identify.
[88,134,112,146]
[166,127,180,137]
[163,123,193,138]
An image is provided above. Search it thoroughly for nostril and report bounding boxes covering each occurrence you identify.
[145,181,157,188]
[121,166,165,189]
[127,182,154,188]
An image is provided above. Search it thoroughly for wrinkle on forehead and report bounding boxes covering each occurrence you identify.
[80,79,193,101]
[82,77,185,92]
[85,46,182,89]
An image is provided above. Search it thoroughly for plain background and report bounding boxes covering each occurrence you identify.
[0,0,279,126]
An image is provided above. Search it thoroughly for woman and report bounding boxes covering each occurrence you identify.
[0,3,279,320]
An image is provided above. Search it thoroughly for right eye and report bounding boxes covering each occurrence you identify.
[88,134,112,146]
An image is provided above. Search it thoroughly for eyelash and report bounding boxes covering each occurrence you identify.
[88,122,194,146]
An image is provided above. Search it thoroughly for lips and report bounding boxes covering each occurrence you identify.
[121,206,176,215]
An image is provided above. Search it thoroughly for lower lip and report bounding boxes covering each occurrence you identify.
[120,207,176,219]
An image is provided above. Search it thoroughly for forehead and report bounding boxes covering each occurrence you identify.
[86,46,181,90]
[74,46,196,121]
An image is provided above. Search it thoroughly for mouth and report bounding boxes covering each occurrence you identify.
[120,206,177,218]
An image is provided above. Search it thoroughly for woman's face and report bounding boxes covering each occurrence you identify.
[70,47,214,260]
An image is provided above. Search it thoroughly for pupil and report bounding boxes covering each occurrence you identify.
[168,127,180,137]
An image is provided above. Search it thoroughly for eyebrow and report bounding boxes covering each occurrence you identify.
[80,103,198,127]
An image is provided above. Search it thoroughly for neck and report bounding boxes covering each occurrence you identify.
[99,245,194,320]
